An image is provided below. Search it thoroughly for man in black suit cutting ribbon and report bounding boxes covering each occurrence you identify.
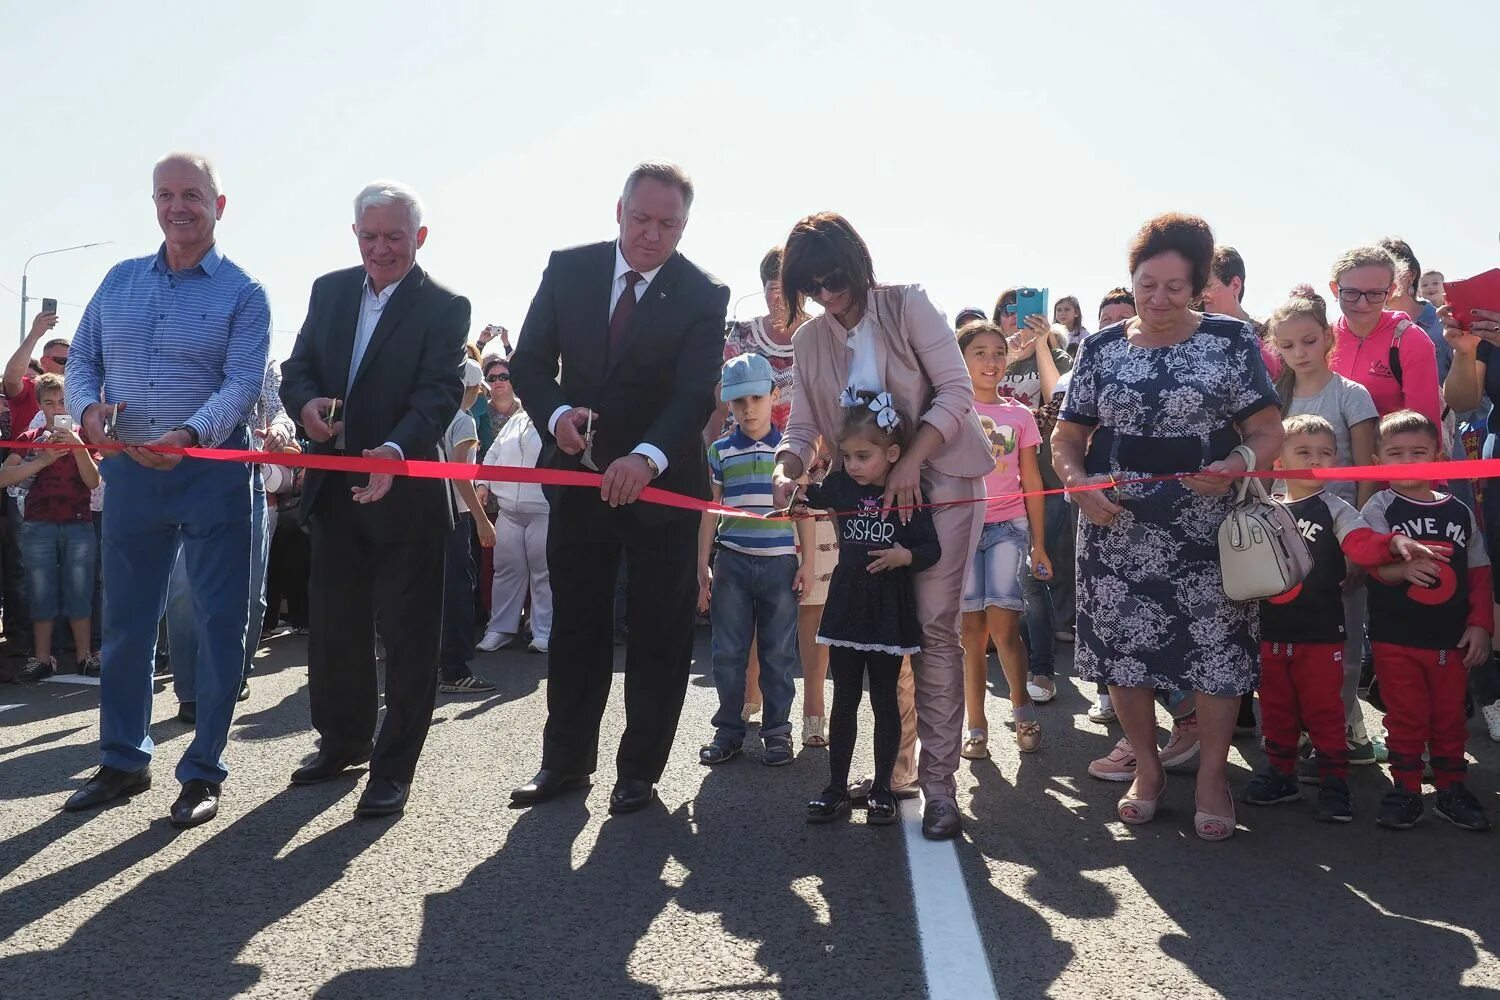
[508,161,730,813]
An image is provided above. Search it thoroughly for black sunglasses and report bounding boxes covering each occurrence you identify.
[45,356,68,367]
[800,271,849,296]
[485,372,511,383]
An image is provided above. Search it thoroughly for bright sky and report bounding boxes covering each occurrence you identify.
[3,1,1496,362]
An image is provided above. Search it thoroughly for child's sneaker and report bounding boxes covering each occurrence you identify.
[1434,786,1491,831]
[1346,741,1377,766]
[80,654,102,678]
[1241,769,1301,806]
[1482,701,1500,744]
[762,735,794,767]
[1376,788,1424,830]
[18,657,55,683]
[1087,693,1115,723]
[1160,718,1201,768]
[1315,776,1354,823]
[1087,738,1136,781]
[698,740,741,766]
[1297,746,1321,785]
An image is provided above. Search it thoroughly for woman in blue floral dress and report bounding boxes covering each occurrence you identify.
[1052,214,1284,842]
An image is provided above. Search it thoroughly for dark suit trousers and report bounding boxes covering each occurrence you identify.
[542,486,698,782]
[307,474,444,782]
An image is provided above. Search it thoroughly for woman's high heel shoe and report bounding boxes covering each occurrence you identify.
[1117,776,1166,825]
[1195,783,1237,841]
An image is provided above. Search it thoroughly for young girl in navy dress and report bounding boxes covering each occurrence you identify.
[793,390,941,825]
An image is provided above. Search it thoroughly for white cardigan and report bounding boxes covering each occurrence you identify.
[481,409,549,516]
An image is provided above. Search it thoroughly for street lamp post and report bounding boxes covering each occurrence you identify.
[19,241,113,341]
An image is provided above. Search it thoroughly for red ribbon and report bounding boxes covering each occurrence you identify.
[3,438,1493,519]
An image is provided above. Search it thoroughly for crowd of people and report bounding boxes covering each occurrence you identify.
[5,152,1500,843]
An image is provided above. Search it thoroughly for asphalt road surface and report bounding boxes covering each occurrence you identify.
[2,629,1499,999]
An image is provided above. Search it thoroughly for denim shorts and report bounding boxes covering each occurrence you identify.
[962,517,1029,613]
[19,519,97,621]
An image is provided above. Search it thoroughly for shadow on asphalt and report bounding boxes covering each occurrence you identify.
[960,661,1500,999]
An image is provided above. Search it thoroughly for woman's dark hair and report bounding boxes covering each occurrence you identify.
[838,391,908,453]
[991,287,1019,324]
[1053,295,1084,333]
[1098,287,1134,319]
[482,355,509,376]
[957,319,1009,354]
[1127,213,1216,296]
[758,246,784,287]
[780,213,876,326]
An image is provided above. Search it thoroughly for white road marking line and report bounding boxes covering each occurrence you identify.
[0,704,20,714]
[900,800,999,1000]
[43,674,100,687]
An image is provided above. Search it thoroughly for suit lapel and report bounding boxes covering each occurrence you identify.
[350,264,425,394]
[606,252,681,378]
[327,270,364,397]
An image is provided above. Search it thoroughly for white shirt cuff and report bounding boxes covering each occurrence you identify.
[548,405,573,437]
[632,443,668,475]
[382,441,404,460]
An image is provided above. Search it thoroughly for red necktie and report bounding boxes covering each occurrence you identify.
[609,270,643,362]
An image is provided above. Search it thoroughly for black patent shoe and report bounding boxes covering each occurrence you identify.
[806,788,851,824]
[866,787,899,826]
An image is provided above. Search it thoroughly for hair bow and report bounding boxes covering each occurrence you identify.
[840,386,901,430]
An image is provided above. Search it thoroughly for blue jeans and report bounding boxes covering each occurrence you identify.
[168,474,268,702]
[708,549,799,744]
[1022,494,1071,678]
[18,520,96,621]
[99,441,252,785]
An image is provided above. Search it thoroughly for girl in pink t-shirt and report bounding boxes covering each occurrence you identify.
[957,321,1053,758]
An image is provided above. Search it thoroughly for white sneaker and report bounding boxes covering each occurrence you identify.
[528,638,549,654]
[476,631,513,652]
[1483,700,1500,743]
[1087,694,1115,723]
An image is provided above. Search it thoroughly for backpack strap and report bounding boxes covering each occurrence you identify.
[1388,318,1411,389]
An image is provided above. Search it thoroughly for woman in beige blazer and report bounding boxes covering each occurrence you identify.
[770,212,992,841]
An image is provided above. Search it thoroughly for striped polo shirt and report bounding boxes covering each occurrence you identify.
[65,243,270,447]
[708,426,796,557]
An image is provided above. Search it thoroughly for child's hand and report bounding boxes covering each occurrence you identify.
[1031,545,1053,581]
[793,562,816,604]
[1391,534,1449,563]
[52,425,82,446]
[867,543,912,573]
[1393,558,1443,588]
[696,565,712,614]
[1460,625,1492,669]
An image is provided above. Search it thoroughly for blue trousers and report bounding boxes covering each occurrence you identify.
[708,549,799,744]
[168,474,268,702]
[98,447,252,785]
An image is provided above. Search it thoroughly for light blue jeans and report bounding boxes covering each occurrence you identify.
[708,549,799,745]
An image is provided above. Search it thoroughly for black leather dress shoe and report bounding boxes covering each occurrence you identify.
[355,776,409,817]
[237,678,251,702]
[608,778,656,814]
[64,765,152,812]
[922,799,963,841]
[170,780,220,828]
[509,769,590,805]
[177,702,196,724]
[290,747,373,785]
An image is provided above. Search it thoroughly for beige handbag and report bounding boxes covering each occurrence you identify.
[1218,475,1313,601]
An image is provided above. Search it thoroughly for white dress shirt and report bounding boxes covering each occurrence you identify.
[548,243,669,475]
[340,269,411,457]
[844,305,883,395]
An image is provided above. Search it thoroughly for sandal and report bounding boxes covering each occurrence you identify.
[802,715,828,748]
[1194,783,1237,841]
[1117,775,1165,825]
[960,728,990,760]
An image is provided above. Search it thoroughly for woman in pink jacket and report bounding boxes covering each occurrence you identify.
[1329,244,1443,430]
[770,212,992,841]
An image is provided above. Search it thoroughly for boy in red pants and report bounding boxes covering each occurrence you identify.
[1364,410,1494,831]
[1246,415,1431,822]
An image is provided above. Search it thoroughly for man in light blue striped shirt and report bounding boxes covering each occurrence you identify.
[62,152,269,829]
